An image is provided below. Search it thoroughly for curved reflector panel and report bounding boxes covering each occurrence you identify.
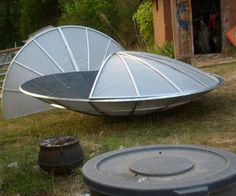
[89,51,222,99]
[20,51,223,117]
[2,26,123,119]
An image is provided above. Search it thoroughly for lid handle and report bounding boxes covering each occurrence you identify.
[174,186,209,196]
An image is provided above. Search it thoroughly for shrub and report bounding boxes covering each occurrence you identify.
[133,1,154,46]
[59,0,141,48]
[59,0,112,34]
[148,42,175,58]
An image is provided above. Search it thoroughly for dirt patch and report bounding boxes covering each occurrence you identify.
[192,54,236,67]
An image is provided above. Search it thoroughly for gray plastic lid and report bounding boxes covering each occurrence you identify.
[82,145,236,196]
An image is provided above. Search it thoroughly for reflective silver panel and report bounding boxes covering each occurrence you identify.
[89,52,223,100]
[2,26,123,119]
[20,51,223,116]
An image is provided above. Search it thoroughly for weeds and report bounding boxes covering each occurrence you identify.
[148,42,175,58]
[0,63,236,195]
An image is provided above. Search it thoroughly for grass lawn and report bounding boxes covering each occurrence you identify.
[0,62,236,195]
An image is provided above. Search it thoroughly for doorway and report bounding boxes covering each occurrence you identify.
[191,0,222,54]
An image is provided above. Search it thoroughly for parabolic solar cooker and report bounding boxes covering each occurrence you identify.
[2,26,223,119]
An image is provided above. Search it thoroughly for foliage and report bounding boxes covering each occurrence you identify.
[59,0,142,48]
[148,42,175,58]
[20,0,60,39]
[110,0,143,48]
[133,1,154,46]
[59,0,112,33]
[0,0,143,49]
[0,0,21,49]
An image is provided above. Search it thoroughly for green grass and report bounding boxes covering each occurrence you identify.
[0,63,236,195]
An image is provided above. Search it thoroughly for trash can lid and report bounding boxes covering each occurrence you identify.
[82,145,236,196]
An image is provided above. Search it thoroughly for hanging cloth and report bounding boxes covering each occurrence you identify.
[208,14,217,30]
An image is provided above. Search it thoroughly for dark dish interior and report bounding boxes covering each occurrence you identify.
[21,71,98,99]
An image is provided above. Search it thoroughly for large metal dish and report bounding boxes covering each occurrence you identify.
[20,51,223,116]
[1,25,123,119]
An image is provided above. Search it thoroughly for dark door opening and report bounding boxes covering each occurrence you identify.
[191,0,222,54]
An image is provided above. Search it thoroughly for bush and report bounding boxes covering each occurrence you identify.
[20,0,60,39]
[59,0,141,48]
[59,0,112,34]
[133,1,154,46]
[148,42,175,58]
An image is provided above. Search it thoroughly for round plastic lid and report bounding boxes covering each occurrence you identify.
[129,156,194,177]
[82,145,236,196]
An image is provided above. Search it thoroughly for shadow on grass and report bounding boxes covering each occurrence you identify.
[101,92,228,127]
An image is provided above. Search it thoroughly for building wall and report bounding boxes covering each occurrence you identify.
[171,0,193,58]
[153,0,236,55]
[152,0,166,47]
[163,0,173,43]
[221,0,236,51]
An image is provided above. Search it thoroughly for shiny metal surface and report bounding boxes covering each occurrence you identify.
[2,26,123,119]
[20,51,223,116]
